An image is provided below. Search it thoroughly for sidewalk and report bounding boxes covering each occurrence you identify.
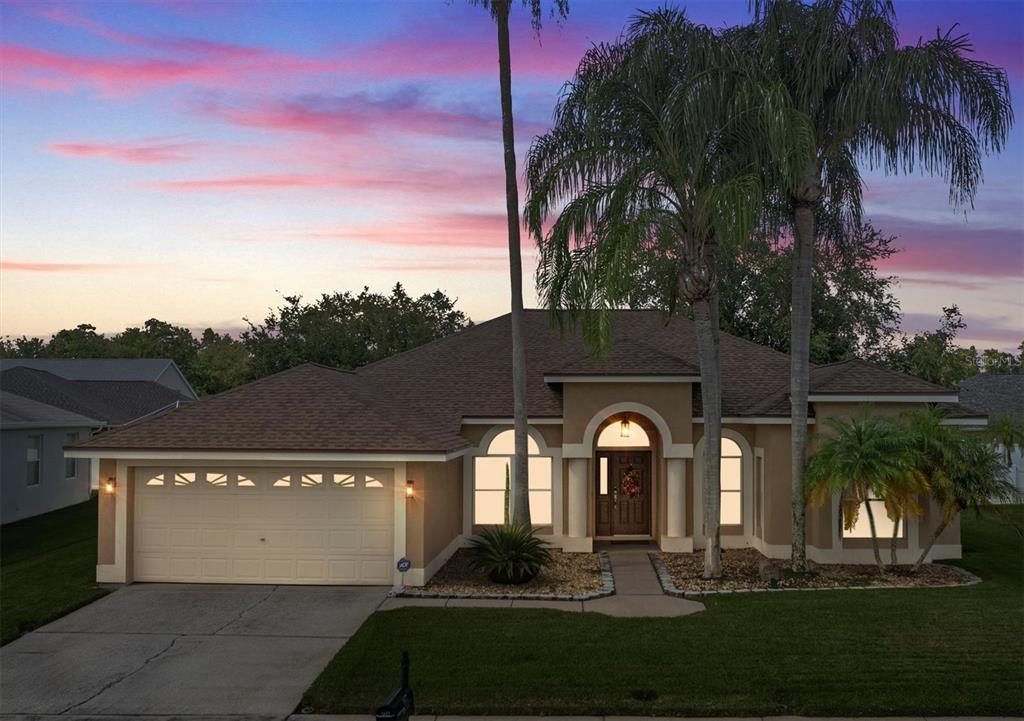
[379,546,704,617]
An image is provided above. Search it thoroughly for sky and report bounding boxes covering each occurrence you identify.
[1,0,1021,350]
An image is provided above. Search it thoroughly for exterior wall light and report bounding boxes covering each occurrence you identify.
[104,477,116,495]
[620,419,631,438]
[405,480,414,498]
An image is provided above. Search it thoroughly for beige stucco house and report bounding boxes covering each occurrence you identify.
[67,311,982,587]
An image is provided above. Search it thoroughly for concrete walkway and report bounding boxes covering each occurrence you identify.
[382,546,704,617]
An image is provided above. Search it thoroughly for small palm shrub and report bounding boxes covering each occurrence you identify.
[469,524,552,584]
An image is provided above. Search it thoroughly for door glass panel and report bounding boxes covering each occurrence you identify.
[599,456,608,495]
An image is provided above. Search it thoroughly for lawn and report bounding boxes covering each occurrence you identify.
[303,506,1024,716]
[1,497,110,645]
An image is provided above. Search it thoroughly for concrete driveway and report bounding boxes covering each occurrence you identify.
[0,583,388,719]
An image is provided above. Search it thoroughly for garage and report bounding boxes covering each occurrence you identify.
[133,467,394,584]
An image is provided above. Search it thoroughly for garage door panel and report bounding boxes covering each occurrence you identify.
[134,467,394,585]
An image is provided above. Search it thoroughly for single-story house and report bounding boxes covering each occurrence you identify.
[958,373,1024,497]
[1,359,196,523]
[67,311,982,587]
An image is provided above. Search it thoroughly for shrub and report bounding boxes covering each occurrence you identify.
[469,524,552,584]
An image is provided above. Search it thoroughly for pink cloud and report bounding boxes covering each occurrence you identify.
[311,211,545,250]
[1,260,137,273]
[145,169,506,201]
[193,89,544,141]
[871,214,1024,278]
[48,137,200,163]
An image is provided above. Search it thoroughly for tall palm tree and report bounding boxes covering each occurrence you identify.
[902,408,1017,572]
[473,0,568,525]
[806,415,914,573]
[525,8,811,576]
[747,0,1013,572]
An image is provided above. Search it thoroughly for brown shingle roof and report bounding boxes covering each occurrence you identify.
[957,374,1024,422]
[72,311,959,454]
[75,363,469,453]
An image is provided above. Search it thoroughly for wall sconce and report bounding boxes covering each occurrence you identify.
[620,418,631,438]
[405,480,414,498]
[104,477,116,495]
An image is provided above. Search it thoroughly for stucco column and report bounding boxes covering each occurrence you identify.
[564,458,591,552]
[660,458,692,552]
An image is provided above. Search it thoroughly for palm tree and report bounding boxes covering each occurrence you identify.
[902,409,1017,572]
[525,8,812,577]
[748,0,1013,572]
[805,415,914,573]
[985,413,1024,468]
[473,0,568,525]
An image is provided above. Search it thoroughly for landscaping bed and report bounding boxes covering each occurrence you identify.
[654,547,975,595]
[401,549,611,600]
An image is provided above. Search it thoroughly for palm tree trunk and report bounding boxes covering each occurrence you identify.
[890,511,900,568]
[695,296,722,578]
[863,498,885,574]
[911,516,952,573]
[495,0,531,526]
[789,194,816,573]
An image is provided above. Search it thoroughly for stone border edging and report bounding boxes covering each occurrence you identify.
[649,552,981,597]
[393,550,615,601]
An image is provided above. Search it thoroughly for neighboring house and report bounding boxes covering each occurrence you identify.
[958,373,1024,497]
[67,311,981,587]
[1,359,196,524]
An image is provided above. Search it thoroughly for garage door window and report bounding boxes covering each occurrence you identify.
[144,472,165,486]
[301,473,323,487]
[207,473,228,487]
[237,473,256,487]
[273,474,291,487]
[174,472,196,486]
[366,474,384,488]
[334,473,355,487]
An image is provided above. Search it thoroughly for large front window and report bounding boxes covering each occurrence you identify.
[473,430,552,525]
[843,498,903,538]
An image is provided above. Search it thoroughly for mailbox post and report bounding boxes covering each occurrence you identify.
[375,650,414,721]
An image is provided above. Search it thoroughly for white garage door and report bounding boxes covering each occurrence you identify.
[133,467,394,584]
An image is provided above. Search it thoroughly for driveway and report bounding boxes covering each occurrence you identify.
[0,583,387,719]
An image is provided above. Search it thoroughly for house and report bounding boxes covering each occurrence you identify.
[66,311,982,587]
[1,359,197,523]
[958,373,1024,497]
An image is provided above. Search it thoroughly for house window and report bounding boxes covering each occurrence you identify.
[26,435,42,486]
[473,429,552,525]
[843,498,903,539]
[65,433,79,479]
[720,438,743,525]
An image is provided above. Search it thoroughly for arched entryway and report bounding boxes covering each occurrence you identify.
[593,414,656,539]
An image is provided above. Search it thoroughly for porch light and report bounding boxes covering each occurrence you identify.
[104,477,116,495]
[620,419,631,438]
[406,480,415,498]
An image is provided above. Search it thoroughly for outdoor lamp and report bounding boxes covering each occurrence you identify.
[620,418,631,438]
[406,480,414,498]
[104,477,116,495]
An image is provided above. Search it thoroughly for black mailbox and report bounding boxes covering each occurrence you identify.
[375,650,414,721]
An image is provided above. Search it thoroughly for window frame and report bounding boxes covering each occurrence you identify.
[470,428,556,528]
[841,496,905,539]
[65,432,80,479]
[719,438,743,527]
[26,434,42,486]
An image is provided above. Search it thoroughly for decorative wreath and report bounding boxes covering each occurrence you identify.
[620,467,642,498]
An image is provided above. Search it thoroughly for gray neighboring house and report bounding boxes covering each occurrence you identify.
[0,359,196,524]
[958,373,1024,498]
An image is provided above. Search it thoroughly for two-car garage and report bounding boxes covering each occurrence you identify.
[132,467,395,585]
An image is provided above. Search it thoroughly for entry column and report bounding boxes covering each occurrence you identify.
[564,458,592,552]
[660,458,692,552]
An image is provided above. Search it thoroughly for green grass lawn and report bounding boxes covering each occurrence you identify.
[1,497,110,645]
[303,506,1024,716]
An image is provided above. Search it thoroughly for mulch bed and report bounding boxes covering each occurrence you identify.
[657,548,974,593]
[419,549,605,597]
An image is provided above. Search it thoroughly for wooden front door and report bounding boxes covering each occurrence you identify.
[595,451,652,537]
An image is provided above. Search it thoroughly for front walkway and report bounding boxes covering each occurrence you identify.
[380,545,705,617]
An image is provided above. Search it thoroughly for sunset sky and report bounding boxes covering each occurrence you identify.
[1,0,1021,349]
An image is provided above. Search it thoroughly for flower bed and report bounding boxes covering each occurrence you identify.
[653,548,978,596]
[399,549,613,600]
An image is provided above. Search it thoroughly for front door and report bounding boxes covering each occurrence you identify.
[595,451,652,537]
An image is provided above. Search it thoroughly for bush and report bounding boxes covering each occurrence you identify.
[469,524,552,584]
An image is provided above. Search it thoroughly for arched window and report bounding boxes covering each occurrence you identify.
[596,419,651,448]
[473,429,552,525]
[720,438,743,525]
